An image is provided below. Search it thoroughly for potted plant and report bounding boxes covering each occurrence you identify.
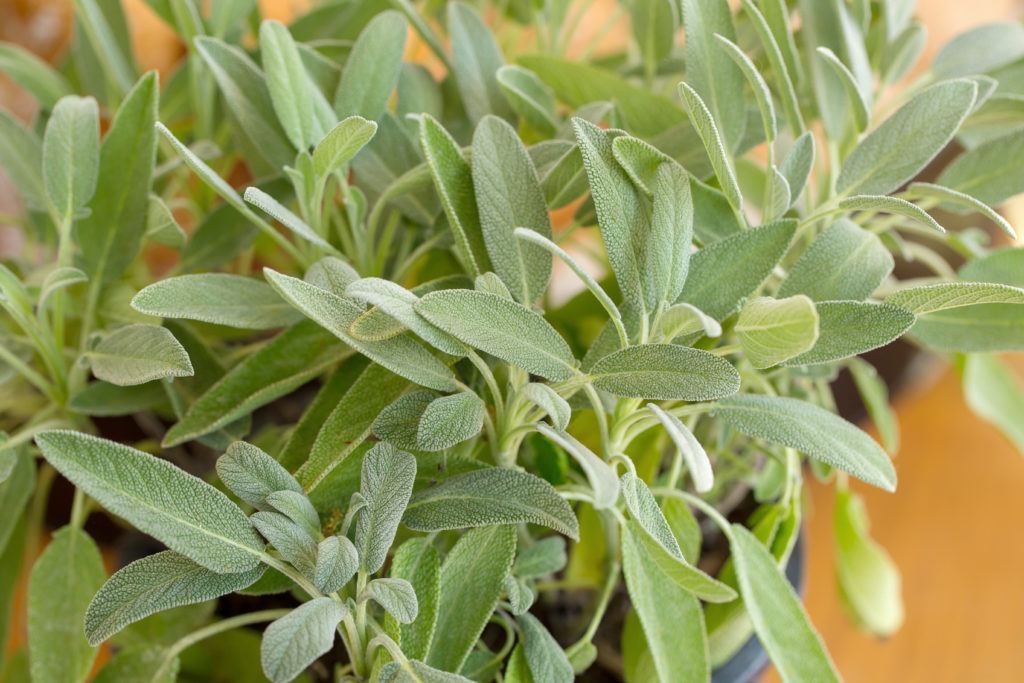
[1,0,1023,681]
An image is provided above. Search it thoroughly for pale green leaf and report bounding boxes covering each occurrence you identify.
[787,301,915,365]
[647,162,694,307]
[374,391,438,451]
[736,296,819,368]
[389,537,440,661]
[334,11,406,121]
[356,442,417,573]
[513,537,567,578]
[251,511,317,578]
[133,274,302,329]
[904,182,1015,238]
[266,490,321,539]
[933,22,1024,79]
[886,282,1024,315]
[359,577,418,624]
[518,611,572,683]
[660,303,721,340]
[847,358,900,454]
[646,404,713,493]
[839,194,944,233]
[911,304,1024,352]
[145,195,186,249]
[380,660,475,683]
[0,41,73,108]
[314,535,359,594]
[261,598,346,683]
[417,392,485,451]
[815,47,870,132]
[677,82,742,212]
[447,2,513,124]
[38,266,87,311]
[346,277,465,355]
[714,34,776,143]
[243,186,334,250]
[535,424,619,509]
[0,109,45,210]
[261,20,316,150]
[313,116,377,176]
[737,0,804,136]
[779,219,893,301]
[304,256,360,296]
[87,324,193,386]
[589,344,740,401]
[43,95,99,218]
[497,65,558,135]
[520,383,571,431]
[963,353,1024,455]
[216,441,303,511]
[779,132,815,206]
[937,129,1024,207]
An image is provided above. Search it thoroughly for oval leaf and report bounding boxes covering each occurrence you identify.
[589,344,740,401]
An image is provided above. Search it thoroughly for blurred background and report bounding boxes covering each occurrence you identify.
[1,1,1023,681]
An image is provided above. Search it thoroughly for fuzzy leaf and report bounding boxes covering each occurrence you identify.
[374,391,438,450]
[261,20,316,150]
[589,344,740,401]
[518,611,573,683]
[35,430,264,572]
[380,660,474,683]
[389,538,440,659]
[243,186,334,250]
[261,598,346,683]
[887,282,1024,315]
[346,278,464,355]
[963,354,1024,455]
[839,195,944,233]
[932,22,1024,79]
[417,392,485,451]
[360,577,418,624]
[216,441,303,511]
[520,383,571,431]
[647,162,694,306]
[0,41,73,108]
[715,395,896,491]
[847,358,900,454]
[132,274,301,330]
[145,195,186,249]
[678,82,742,212]
[513,537,567,578]
[911,304,1024,352]
[497,65,558,135]
[356,443,417,573]
[251,511,317,578]
[787,301,915,365]
[646,404,713,493]
[266,490,321,539]
[936,129,1024,207]
[313,116,377,176]
[736,296,819,368]
[42,95,99,218]
[778,219,893,301]
[88,324,193,386]
[660,303,722,340]
[334,11,406,120]
[447,2,513,124]
[904,182,1015,238]
[535,424,619,509]
[0,110,45,210]
[314,535,359,594]
[779,132,815,205]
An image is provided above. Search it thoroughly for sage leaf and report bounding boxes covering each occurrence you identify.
[447,1,513,124]
[356,442,417,573]
[514,536,567,579]
[736,296,820,369]
[359,577,418,624]
[678,82,742,212]
[390,538,441,660]
[133,274,302,329]
[88,324,193,386]
[715,395,897,491]
[38,266,87,311]
[314,535,359,594]
[621,523,708,683]
[535,424,619,509]
[85,550,264,645]
[266,490,320,539]
[837,79,978,197]
[779,132,815,205]
[964,353,1024,455]
[679,218,796,319]
[216,441,303,511]
[904,182,1015,238]
[472,115,553,305]
[645,404,713,493]
[787,301,915,365]
[426,525,515,672]
[610,135,677,196]
[887,282,1024,315]
[520,383,571,431]
[932,22,1024,79]
[417,392,485,451]
[68,380,167,417]
[313,116,377,177]
[243,186,334,250]
[847,357,900,454]
[497,65,558,136]
[380,660,474,683]
[815,47,870,132]
[415,289,576,381]
[334,11,406,120]
[305,256,360,296]
[346,277,464,355]
[404,468,579,539]
[713,34,776,144]
[647,162,693,307]
[374,391,438,451]
[834,490,904,636]
[505,573,535,615]
[737,0,804,136]
[28,526,106,683]
[145,195,186,249]
[251,512,317,578]
[911,304,1024,352]
[936,129,1024,207]
[518,611,573,683]
[35,430,264,571]
[42,95,99,218]
[261,598,346,683]
[778,219,893,301]
[660,303,721,340]
[589,344,740,401]
[260,20,316,150]
[839,194,944,233]
[0,42,73,108]
[959,247,1024,287]
[0,110,45,210]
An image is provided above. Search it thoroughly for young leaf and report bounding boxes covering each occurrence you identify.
[315,535,359,594]
[839,195,944,233]
[621,523,709,683]
[266,490,321,539]
[646,163,694,307]
[417,392,485,451]
[713,34,776,144]
[497,65,558,135]
[390,538,441,661]
[837,79,978,197]
[677,82,742,213]
[779,132,815,205]
[261,598,346,683]
[834,490,904,636]
[43,95,99,218]
[359,577,418,624]
[589,344,740,401]
[786,301,915,365]
[133,274,302,330]
[715,395,897,491]
[145,195,186,249]
[305,256,360,296]
[472,115,553,305]
[403,468,580,539]
[447,1,513,124]
[886,282,1024,315]
[505,573,535,615]
[521,383,571,431]
[679,219,796,319]
[518,611,573,683]
[380,660,474,683]
[261,20,316,150]
[514,537,567,578]
[660,303,722,340]
[737,0,804,136]
[778,219,893,301]
[251,511,317,578]
[374,391,438,451]
[38,266,87,311]
[736,296,820,369]
[730,524,839,682]
[646,404,713,493]
[334,10,407,120]
[35,430,264,571]
[243,186,334,250]
[426,525,516,672]
[356,443,417,573]
[847,358,900,454]
[963,354,1024,455]
[534,424,619,509]
[85,550,265,646]
[216,441,303,511]
[936,128,1024,207]
[932,22,1024,79]
[415,290,576,381]
[610,135,677,196]
[904,182,1015,238]
[346,278,465,355]
[313,116,377,177]
[815,47,870,132]
[28,527,106,683]
[87,324,193,386]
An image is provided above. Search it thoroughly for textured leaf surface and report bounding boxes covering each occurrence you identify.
[646,404,713,493]
[88,324,193,386]
[261,598,346,683]
[251,511,317,580]
[678,82,741,211]
[42,95,99,218]
[133,274,301,329]
[334,11,406,120]
[518,611,573,683]
[35,431,264,571]
[936,129,1024,207]
[261,20,316,150]
[911,304,1024,352]
[314,535,358,594]
[887,282,1024,315]
[736,296,819,368]
[313,116,376,177]
[216,441,303,512]
[520,383,571,431]
[356,443,417,573]
[360,577,418,624]
[786,302,915,365]
[839,195,943,233]
[447,2,512,124]
[389,538,440,660]
[417,392,485,451]
[589,344,740,401]
[535,424,619,509]
[779,219,893,301]
[345,277,464,355]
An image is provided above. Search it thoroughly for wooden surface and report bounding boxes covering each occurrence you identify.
[767,355,1024,682]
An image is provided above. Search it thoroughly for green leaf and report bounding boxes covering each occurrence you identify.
[932,22,1024,79]
[715,395,897,491]
[265,270,459,392]
[267,490,321,539]
[834,490,904,636]
[960,247,1024,287]
[904,182,1015,238]
[145,195,186,249]
[660,303,721,340]
[315,534,358,594]
[304,256,361,296]
[779,132,815,206]
[415,289,576,382]
[43,95,99,218]
[68,380,167,416]
[91,646,177,683]
[610,135,676,196]
[737,0,804,136]
[85,550,264,646]
[713,33,775,144]
[839,194,944,233]
[36,431,264,572]
[936,128,1024,207]
[815,47,870,132]
[38,266,88,311]
[911,304,1024,352]
[646,162,693,307]
[847,358,899,454]
[645,404,713,493]
[426,525,515,672]
[472,115,555,305]
[346,277,465,356]
[404,468,579,539]
[518,612,573,683]
[963,354,1024,455]
[677,82,742,212]
[335,10,407,120]
[778,219,893,301]
[514,537,567,578]
[374,391,438,451]
[356,442,417,573]
[736,296,819,368]
[261,20,317,150]
[417,392,485,451]
[389,537,441,661]
[73,0,137,96]
[497,65,558,136]
[729,524,839,682]
[631,0,677,75]
[521,383,571,432]
[447,1,513,125]
[251,512,317,578]
[621,523,708,683]
[837,79,978,197]
[589,344,740,401]
[0,109,45,210]
[28,527,106,683]
[887,282,1024,315]
[380,660,475,683]
[77,72,158,282]
[243,186,334,250]
[313,116,377,177]
[535,424,619,509]
[787,302,915,365]
[87,324,193,386]
[216,441,303,512]
[505,573,535,615]
[261,598,346,683]
[132,274,302,329]
[360,577,418,624]
[0,41,73,108]
[679,218,796,319]
[164,321,345,447]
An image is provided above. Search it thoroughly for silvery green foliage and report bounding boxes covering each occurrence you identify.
[4,1,1024,681]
